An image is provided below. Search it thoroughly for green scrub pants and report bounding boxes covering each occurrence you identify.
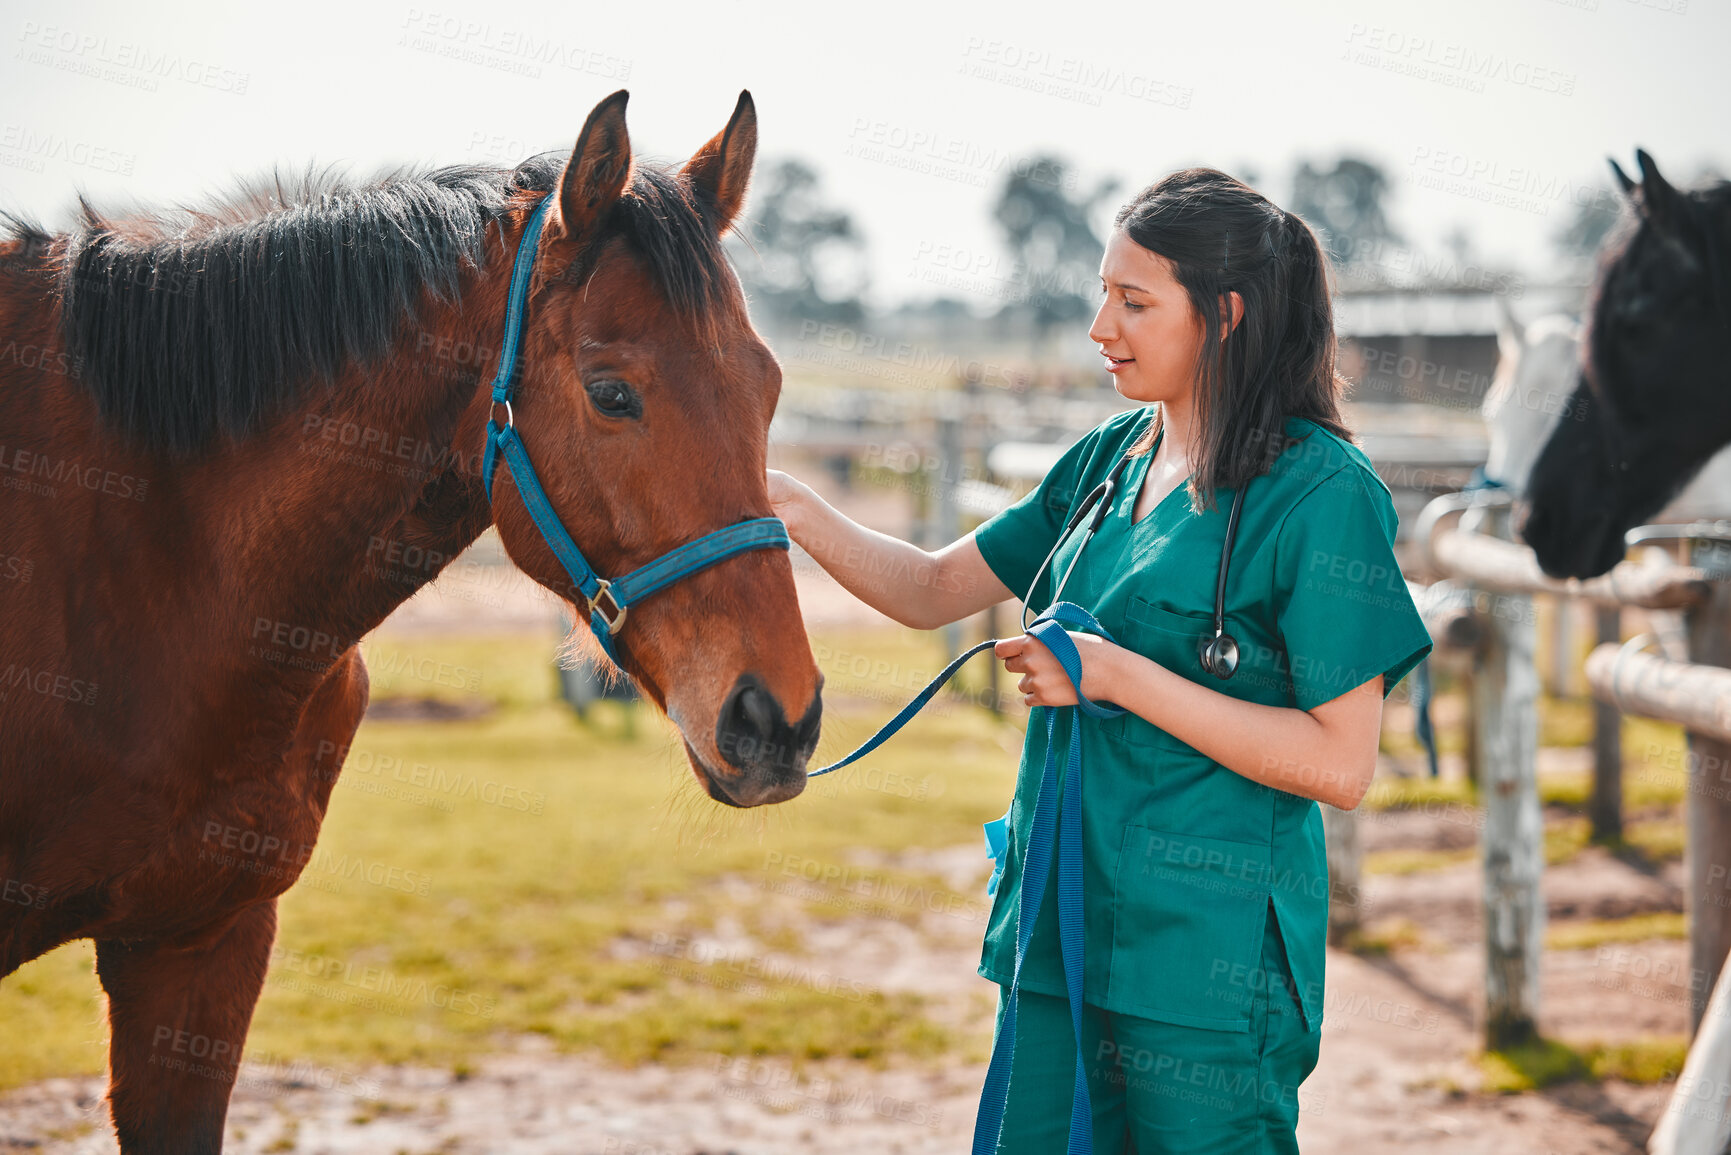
[990,899,1320,1154]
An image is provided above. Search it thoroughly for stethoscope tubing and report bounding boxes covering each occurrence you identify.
[1019,437,1246,680]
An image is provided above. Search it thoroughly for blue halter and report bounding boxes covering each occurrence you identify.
[480,194,791,662]
[810,600,1122,1154]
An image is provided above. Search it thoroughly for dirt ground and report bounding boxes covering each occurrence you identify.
[0,518,1700,1153]
[0,825,1692,1154]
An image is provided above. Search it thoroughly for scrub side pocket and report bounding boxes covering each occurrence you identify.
[1109,824,1274,1031]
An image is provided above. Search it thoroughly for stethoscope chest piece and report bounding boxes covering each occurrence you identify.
[1199,631,1239,679]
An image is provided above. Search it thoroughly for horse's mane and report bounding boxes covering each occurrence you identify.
[1583,177,1731,403]
[2,151,731,454]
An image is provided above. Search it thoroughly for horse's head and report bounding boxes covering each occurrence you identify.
[1520,149,1731,578]
[482,90,821,807]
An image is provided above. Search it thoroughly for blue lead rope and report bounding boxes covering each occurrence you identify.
[810,601,1124,1155]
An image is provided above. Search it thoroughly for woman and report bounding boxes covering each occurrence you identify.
[766,168,1434,1153]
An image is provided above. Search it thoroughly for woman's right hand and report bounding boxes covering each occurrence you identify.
[762,465,1015,630]
[766,468,812,531]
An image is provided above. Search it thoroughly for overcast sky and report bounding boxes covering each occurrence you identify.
[2,0,1724,313]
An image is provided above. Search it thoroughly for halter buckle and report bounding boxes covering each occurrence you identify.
[589,578,627,635]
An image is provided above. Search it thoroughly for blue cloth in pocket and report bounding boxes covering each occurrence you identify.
[984,804,1011,896]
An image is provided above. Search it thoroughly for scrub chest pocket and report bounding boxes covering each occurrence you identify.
[1104,595,1231,748]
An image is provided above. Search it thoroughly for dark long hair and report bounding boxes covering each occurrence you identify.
[1115,168,1353,512]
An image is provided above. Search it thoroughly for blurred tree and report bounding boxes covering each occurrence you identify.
[992,156,1120,350]
[1290,157,1402,272]
[726,158,868,329]
[1552,182,1625,269]
[1553,164,1724,273]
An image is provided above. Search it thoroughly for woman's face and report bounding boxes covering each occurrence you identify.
[1089,228,1218,408]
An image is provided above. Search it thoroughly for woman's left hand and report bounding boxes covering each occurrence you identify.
[995,630,1119,707]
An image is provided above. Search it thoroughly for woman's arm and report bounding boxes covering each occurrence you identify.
[994,632,1385,810]
[768,468,1016,631]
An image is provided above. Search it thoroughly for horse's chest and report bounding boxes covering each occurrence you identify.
[8,650,370,948]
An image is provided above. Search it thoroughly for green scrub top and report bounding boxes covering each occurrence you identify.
[972,405,1434,1034]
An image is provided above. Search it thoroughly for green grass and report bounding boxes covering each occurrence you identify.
[1363,848,1477,875]
[0,943,107,1088]
[1480,1034,1688,1091]
[1546,912,1687,951]
[1586,1036,1690,1083]
[1623,819,1687,862]
[1368,701,1689,817]
[1359,775,1476,813]
[1358,704,1689,878]
[1360,814,1682,877]
[1545,815,1592,866]
[1,636,1697,1094]
[0,627,1018,1090]
[1338,918,1427,955]
[1480,1037,1589,1091]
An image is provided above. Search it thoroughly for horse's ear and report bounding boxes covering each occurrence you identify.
[681,90,757,234]
[1609,156,1637,199]
[552,89,633,247]
[1633,148,1686,235]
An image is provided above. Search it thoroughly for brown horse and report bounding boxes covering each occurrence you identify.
[0,89,822,1152]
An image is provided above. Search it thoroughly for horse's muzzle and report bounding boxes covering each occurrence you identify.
[702,672,823,807]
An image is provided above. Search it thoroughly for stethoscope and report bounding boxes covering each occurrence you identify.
[1020,436,1248,680]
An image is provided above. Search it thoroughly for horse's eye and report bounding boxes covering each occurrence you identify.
[585,379,641,419]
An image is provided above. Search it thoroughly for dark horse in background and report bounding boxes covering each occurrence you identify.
[0,89,823,1152]
[1522,149,1731,578]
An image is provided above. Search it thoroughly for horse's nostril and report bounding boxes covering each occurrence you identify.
[716,673,817,776]
[738,684,776,737]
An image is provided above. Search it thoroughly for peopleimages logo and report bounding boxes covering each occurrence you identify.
[268,945,494,1018]
[1341,24,1576,96]
[0,662,98,707]
[14,21,251,94]
[1,876,50,909]
[0,123,135,175]
[0,440,149,502]
[957,36,1194,109]
[396,9,632,81]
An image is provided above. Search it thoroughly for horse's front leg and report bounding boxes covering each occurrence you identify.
[92,648,371,1153]
[94,898,277,1155]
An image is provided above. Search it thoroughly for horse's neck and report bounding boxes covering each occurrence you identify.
[0,240,511,765]
[212,297,502,659]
